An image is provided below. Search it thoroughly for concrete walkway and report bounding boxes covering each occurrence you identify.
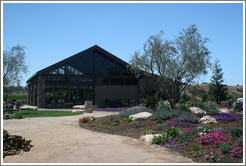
[3,112,194,163]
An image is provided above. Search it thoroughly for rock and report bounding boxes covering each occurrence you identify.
[139,134,162,145]
[189,107,206,115]
[199,116,218,124]
[72,109,85,113]
[73,105,85,109]
[19,105,37,110]
[129,112,152,121]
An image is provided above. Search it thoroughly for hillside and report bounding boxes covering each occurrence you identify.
[197,84,243,96]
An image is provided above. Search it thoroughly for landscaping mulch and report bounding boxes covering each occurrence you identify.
[79,114,243,163]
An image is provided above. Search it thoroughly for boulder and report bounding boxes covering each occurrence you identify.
[72,109,85,113]
[189,107,206,115]
[199,116,218,124]
[129,112,152,121]
[19,105,37,110]
[73,105,85,109]
[139,134,162,145]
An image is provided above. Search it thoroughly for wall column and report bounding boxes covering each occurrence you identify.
[37,76,45,108]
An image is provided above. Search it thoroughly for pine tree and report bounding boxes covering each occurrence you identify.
[209,59,228,105]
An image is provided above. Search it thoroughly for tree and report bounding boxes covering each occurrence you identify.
[3,45,28,101]
[209,59,228,105]
[129,25,211,108]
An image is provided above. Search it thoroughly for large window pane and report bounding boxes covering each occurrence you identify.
[70,86,77,106]
[110,78,124,84]
[70,52,93,74]
[95,52,116,74]
[95,78,109,85]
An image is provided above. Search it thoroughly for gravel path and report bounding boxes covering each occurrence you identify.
[3,112,194,163]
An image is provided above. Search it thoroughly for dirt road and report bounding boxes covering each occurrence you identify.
[3,112,194,163]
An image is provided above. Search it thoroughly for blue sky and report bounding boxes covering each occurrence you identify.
[2,2,244,86]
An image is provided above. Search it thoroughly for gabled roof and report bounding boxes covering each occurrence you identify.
[26,45,129,83]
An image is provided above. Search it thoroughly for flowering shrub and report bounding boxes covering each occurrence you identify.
[166,121,195,128]
[210,113,239,121]
[237,113,243,117]
[165,130,195,148]
[204,152,223,162]
[229,147,243,158]
[200,131,227,145]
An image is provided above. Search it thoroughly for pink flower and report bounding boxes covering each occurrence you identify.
[210,152,213,155]
[217,158,220,161]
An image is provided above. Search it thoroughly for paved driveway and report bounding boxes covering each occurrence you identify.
[3,112,194,163]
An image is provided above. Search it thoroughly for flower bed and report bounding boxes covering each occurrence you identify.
[210,113,239,121]
[200,131,227,145]
[93,107,125,112]
[166,121,195,128]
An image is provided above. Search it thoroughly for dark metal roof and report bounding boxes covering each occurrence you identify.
[26,45,129,83]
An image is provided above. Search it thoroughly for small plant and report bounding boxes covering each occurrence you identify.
[143,130,155,135]
[217,156,234,163]
[197,113,205,118]
[237,135,243,146]
[190,143,204,157]
[196,126,212,137]
[107,115,115,120]
[210,113,239,121]
[114,120,121,126]
[229,147,243,158]
[79,116,95,123]
[190,144,200,152]
[150,111,172,122]
[12,112,23,119]
[121,117,132,122]
[131,122,144,128]
[231,128,243,139]
[204,153,223,163]
[219,143,230,154]
[152,133,173,145]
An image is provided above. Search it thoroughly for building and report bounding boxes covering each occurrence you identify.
[27,45,157,108]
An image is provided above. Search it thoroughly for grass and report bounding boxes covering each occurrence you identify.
[7,95,28,101]
[19,110,82,118]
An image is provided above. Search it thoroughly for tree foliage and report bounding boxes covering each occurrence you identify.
[209,59,228,105]
[3,45,28,100]
[129,25,211,108]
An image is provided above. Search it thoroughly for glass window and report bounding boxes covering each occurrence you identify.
[70,52,93,74]
[125,78,138,85]
[84,86,93,101]
[70,86,77,105]
[63,77,77,84]
[95,52,116,74]
[110,78,124,84]
[78,78,93,84]
[95,78,109,85]
[47,65,65,75]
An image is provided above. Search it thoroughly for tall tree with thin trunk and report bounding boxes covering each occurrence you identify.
[129,25,211,108]
[3,45,28,101]
[209,59,228,105]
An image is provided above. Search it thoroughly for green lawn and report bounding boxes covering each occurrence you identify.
[7,95,28,101]
[19,110,83,118]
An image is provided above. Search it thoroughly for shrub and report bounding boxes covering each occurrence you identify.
[177,112,198,124]
[114,120,121,126]
[231,128,243,139]
[197,113,205,118]
[200,131,227,145]
[219,143,230,154]
[157,100,171,110]
[12,112,23,119]
[150,111,172,122]
[163,126,181,136]
[165,131,194,148]
[207,109,220,116]
[119,106,154,118]
[3,114,13,120]
[154,124,166,131]
[142,93,159,110]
